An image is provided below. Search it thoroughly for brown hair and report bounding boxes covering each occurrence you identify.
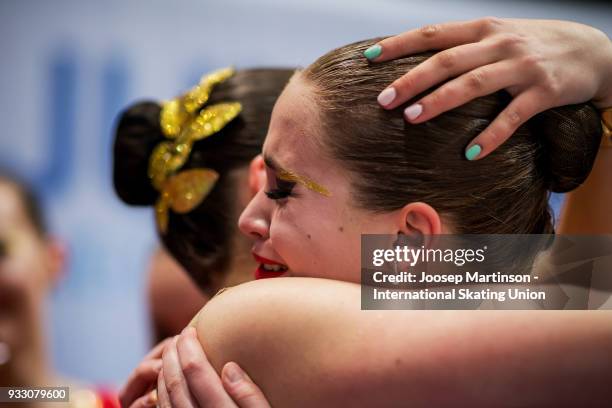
[113,68,294,288]
[303,39,601,234]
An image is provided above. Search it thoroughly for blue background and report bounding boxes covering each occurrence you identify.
[0,0,610,387]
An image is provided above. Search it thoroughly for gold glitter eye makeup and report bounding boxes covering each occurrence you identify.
[265,170,296,201]
[263,154,331,199]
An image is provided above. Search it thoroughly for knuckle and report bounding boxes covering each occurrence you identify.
[496,33,525,50]
[520,54,544,71]
[395,74,417,93]
[180,358,202,376]
[420,24,441,39]
[478,16,503,35]
[504,108,522,127]
[437,85,457,102]
[466,70,486,91]
[426,91,443,109]
[436,50,456,70]
[165,377,182,395]
[487,126,507,146]
[539,77,560,98]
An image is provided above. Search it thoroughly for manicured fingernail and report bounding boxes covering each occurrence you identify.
[465,144,482,161]
[404,104,423,121]
[223,362,244,384]
[377,87,396,107]
[363,44,382,60]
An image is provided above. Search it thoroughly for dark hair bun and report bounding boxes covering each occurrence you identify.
[113,101,165,205]
[532,103,602,193]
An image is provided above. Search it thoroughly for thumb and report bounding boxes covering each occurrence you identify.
[221,362,271,408]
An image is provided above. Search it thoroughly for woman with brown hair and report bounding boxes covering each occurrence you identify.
[147,18,612,407]
[112,68,295,407]
[114,68,295,293]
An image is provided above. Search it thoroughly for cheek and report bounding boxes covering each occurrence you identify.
[269,204,304,253]
[268,200,358,279]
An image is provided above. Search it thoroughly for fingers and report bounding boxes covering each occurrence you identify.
[404,60,520,123]
[222,362,271,408]
[119,358,163,408]
[162,336,197,408]
[128,390,158,408]
[145,338,173,360]
[157,369,171,408]
[176,326,236,407]
[378,39,505,110]
[369,17,502,62]
[466,89,548,160]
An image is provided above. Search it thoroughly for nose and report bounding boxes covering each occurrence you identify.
[238,188,270,240]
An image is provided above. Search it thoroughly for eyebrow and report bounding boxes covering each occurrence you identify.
[263,154,280,172]
[263,153,331,197]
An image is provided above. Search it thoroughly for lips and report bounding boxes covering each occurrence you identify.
[252,253,288,280]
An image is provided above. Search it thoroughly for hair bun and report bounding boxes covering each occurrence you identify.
[531,103,602,193]
[113,101,165,205]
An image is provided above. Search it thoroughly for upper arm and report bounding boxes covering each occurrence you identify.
[194,278,612,407]
[194,278,384,406]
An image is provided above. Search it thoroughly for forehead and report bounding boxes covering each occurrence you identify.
[263,75,323,169]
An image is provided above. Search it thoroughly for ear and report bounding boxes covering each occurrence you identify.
[44,237,67,287]
[248,155,266,197]
[396,202,442,241]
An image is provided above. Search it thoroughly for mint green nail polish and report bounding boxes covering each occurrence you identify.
[465,144,482,161]
[364,44,382,60]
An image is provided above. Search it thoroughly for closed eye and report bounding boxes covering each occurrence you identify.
[265,188,293,200]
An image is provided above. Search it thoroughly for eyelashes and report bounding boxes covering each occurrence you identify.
[265,189,292,200]
[265,178,296,201]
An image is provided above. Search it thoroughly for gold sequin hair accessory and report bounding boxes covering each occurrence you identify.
[148,67,242,233]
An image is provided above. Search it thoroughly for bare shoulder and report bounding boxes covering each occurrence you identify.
[193,278,612,406]
[194,277,363,369]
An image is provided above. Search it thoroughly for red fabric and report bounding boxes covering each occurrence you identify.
[97,388,121,408]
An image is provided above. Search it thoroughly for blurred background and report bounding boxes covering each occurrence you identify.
[1,0,611,388]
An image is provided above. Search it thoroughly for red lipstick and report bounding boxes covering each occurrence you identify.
[252,253,287,280]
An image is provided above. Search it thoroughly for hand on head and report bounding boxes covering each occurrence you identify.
[366,18,612,159]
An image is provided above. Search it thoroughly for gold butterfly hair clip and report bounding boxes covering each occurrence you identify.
[148,67,242,233]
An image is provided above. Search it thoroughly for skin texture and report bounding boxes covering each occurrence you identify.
[187,74,612,406]
[371,18,612,159]
[238,76,449,283]
[143,18,612,407]
[195,278,612,407]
